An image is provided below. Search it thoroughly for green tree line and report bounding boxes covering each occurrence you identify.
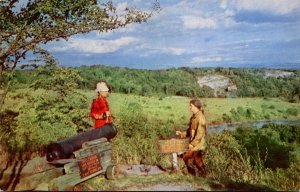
[8,65,300,101]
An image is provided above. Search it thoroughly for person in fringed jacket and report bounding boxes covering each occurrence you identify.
[176,99,207,176]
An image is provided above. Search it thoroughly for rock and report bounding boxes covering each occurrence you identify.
[120,164,165,176]
[263,70,294,78]
[197,75,236,97]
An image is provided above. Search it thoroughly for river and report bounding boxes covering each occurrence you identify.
[208,119,300,133]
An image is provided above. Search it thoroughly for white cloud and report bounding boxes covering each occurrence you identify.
[51,37,139,54]
[139,46,186,56]
[94,24,137,37]
[181,7,238,30]
[191,56,223,63]
[235,0,300,14]
[182,15,217,29]
[134,43,186,56]
[215,8,237,28]
[224,10,235,17]
[166,47,186,55]
[220,0,228,9]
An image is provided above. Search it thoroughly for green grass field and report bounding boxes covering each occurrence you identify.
[83,91,300,125]
[4,88,300,127]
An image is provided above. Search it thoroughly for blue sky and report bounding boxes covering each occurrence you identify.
[45,0,300,69]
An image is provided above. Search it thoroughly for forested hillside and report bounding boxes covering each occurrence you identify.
[10,65,300,101]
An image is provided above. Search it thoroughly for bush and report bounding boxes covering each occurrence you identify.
[264,124,300,144]
[234,126,292,169]
[264,162,300,190]
[206,127,299,190]
[286,108,298,116]
[264,114,271,120]
[222,113,232,123]
[0,63,91,153]
[205,132,256,183]
[112,102,175,165]
[0,110,19,152]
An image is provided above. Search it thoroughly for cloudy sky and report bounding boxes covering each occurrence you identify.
[45,0,300,69]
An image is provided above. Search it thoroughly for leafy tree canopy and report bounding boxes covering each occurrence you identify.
[0,0,160,74]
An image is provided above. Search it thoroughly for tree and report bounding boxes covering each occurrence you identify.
[0,0,160,111]
[0,0,160,74]
[0,56,92,152]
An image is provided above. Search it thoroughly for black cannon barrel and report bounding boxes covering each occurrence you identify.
[46,123,117,162]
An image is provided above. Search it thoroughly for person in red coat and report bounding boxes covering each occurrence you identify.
[90,81,112,128]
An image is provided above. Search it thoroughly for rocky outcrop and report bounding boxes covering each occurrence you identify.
[263,70,294,78]
[197,75,237,97]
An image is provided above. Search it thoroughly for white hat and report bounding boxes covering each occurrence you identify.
[95,82,109,92]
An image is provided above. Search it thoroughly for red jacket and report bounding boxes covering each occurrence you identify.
[90,96,112,128]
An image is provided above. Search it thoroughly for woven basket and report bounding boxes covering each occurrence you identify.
[157,138,189,154]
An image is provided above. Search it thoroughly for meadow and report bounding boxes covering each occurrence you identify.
[80,90,300,125]
[84,91,300,191]
[1,88,300,190]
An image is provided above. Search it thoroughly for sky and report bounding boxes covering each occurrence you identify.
[44,0,300,70]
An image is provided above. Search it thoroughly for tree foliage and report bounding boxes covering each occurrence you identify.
[233,125,300,169]
[0,0,159,74]
[0,59,92,152]
[8,65,300,100]
[74,65,203,97]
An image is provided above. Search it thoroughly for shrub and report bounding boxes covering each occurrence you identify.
[264,113,271,120]
[265,124,300,144]
[112,102,174,165]
[205,132,257,183]
[263,162,300,190]
[222,113,232,123]
[234,126,293,169]
[206,127,299,190]
[0,63,91,153]
[286,108,298,116]
[0,110,19,152]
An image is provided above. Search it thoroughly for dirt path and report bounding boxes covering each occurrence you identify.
[1,157,274,191]
[124,183,202,191]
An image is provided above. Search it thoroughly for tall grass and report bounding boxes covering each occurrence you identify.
[1,89,299,190]
[112,101,175,165]
[110,104,300,190]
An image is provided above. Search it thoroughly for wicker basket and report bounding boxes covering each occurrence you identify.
[157,138,189,154]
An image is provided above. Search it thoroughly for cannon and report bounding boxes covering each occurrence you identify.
[46,123,117,162]
[47,137,119,190]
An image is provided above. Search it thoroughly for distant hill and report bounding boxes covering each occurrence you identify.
[10,65,300,102]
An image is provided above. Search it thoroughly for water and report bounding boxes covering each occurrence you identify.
[208,119,300,133]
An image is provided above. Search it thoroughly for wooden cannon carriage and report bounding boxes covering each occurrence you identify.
[44,124,118,190]
[48,137,118,191]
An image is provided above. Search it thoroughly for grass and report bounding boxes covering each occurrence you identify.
[81,90,300,125]
[3,88,300,127]
[82,173,200,191]
[204,97,300,123]
[2,88,300,191]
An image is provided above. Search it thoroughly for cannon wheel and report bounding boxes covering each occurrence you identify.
[106,165,118,180]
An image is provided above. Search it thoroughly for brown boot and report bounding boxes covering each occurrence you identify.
[195,165,206,177]
[186,161,198,176]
